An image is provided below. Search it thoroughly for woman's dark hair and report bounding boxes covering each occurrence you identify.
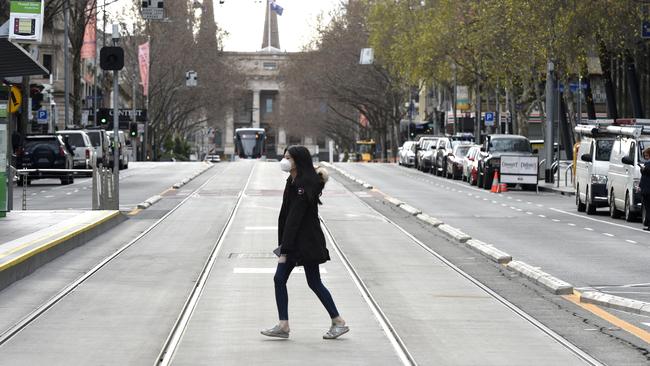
[286,145,324,204]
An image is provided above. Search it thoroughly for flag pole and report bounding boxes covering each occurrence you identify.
[268,0,271,52]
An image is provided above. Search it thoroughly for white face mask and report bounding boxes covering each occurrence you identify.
[280,158,292,172]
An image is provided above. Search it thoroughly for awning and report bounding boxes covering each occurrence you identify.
[0,37,49,78]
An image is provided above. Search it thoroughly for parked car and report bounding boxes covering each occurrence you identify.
[413,136,438,170]
[107,130,129,170]
[477,134,534,189]
[574,128,614,215]
[419,140,438,172]
[606,127,649,221]
[398,141,416,167]
[462,145,482,185]
[55,130,96,174]
[431,137,451,176]
[436,139,472,177]
[204,154,221,163]
[445,143,474,179]
[84,129,111,167]
[16,135,74,185]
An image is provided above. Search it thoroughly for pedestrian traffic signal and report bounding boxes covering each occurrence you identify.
[100,47,124,71]
[130,123,138,137]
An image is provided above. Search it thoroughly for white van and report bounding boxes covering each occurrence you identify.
[56,130,97,172]
[107,130,129,170]
[574,126,614,215]
[606,126,650,221]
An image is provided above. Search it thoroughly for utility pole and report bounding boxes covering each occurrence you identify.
[132,24,137,161]
[452,62,457,135]
[112,24,120,206]
[64,0,70,127]
[544,61,555,183]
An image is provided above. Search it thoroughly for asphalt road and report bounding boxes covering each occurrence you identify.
[335,163,650,307]
[10,162,210,211]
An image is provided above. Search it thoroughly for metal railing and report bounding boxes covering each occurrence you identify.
[14,168,117,210]
[564,162,574,187]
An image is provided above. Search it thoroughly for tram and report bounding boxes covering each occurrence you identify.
[234,128,266,158]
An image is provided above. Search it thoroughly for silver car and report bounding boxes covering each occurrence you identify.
[398,141,416,167]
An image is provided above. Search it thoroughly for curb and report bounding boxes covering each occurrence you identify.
[416,213,443,227]
[400,204,422,216]
[385,196,404,206]
[437,224,471,243]
[0,211,125,292]
[137,195,162,209]
[465,239,512,264]
[506,261,573,295]
[537,184,575,196]
[580,291,650,316]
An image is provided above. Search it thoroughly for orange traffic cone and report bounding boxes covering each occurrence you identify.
[499,182,508,193]
[490,171,500,193]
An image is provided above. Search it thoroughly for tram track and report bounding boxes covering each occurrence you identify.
[0,166,231,348]
[155,164,256,366]
[322,175,606,366]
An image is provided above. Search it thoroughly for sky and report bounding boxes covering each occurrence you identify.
[105,0,344,52]
[213,0,343,52]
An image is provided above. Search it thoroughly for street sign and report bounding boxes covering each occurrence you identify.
[569,82,588,93]
[186,70,197,87]
[484,112,495,127]
[500,155,539,185]
[9,0,45,43]
[36,109,47,124]
[141,0,165,20]
[359,48,374,65]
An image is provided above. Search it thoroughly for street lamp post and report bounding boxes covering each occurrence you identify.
[112,24,120,206]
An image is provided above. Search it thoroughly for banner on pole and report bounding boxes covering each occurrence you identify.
[81,2,97,60]
[138,42,150,96]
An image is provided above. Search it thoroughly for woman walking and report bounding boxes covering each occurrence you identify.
[261,146,349,339]
[640,147,650,231]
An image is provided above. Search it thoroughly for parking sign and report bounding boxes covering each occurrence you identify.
[485,112,495,127]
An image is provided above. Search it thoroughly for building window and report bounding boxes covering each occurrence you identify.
[42,54,52,77]
[266,98,273,113]
[263,62,277,70]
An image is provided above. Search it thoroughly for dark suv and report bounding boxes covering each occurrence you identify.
[477,134,534,189]
[16,135,74,186]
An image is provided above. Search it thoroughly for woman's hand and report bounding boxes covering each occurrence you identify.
[278,255,287,263]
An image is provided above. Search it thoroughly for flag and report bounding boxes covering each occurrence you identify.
[138,42,150,96]
[269,0,283,16]
[80,2,97,59]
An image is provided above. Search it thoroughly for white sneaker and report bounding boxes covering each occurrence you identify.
[323,324,349,339]
[261,325,290,339]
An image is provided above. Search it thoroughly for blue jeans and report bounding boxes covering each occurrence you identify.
[274,261,339,321]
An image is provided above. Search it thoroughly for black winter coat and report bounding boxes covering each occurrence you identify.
[640,161,650,194]
[278,177,330,265]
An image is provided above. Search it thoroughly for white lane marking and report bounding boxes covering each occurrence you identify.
[501,203,507,207]
[244,226,276,231]
[584,227,593,231]
[552,219,561,222]
[233,268,327,274]
[516,209,523,212]
[603,233,614,237]
[568,223,576,226]
[31,193,37,196]
[527,202,532,204]
[643,323,650,328]
[492,200,497,204]
[40,190,46,193]
[45,195,54,198]
[626,240,638,244]
[66,192,72,196]
[483,198,488,201]
[517,199,522,202]
[526,212,533,215]
[539,215,546,218]
[537,204,543,207]
[550,207,650,235]
[510,206,516,209]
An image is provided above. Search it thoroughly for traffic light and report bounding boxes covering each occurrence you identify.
[100,47,124,71]
[30,85,44,111]
[98,109,110,125]
[130,123,138,137]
